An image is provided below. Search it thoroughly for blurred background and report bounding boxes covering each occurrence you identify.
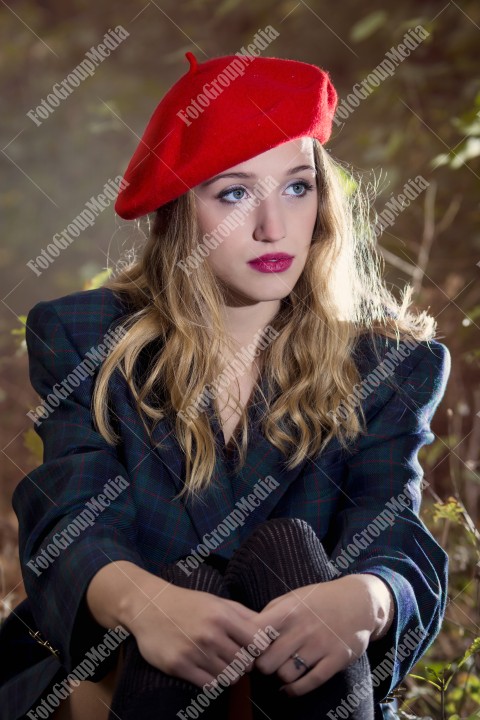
[1,0,479,716]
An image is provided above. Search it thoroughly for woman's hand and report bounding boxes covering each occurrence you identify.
[250,573,393,697]
[123,575,265,689]
[86,560,268,690]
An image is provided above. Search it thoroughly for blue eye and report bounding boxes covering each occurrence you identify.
[217,187,247,203]
[286,181,315,197]
[216,180,315,205]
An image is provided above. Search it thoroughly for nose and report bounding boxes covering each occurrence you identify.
[252,196,286,242]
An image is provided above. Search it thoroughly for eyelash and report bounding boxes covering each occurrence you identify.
[216,180,315,204]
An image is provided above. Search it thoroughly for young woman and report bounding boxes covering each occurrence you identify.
[0,51,450,720]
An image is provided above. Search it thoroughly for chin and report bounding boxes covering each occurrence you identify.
[222,287,287,306]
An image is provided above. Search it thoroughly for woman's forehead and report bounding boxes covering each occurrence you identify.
[218,138,315,175]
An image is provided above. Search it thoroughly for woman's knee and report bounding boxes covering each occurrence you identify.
[48,644,124,720]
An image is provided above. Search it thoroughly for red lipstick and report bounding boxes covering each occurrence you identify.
[248,252,294,273]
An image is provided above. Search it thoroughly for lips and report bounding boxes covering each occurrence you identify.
[247,255,294,273]
[250,253,294,262]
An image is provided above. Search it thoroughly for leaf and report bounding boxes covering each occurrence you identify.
[350,11,387,42]
[462,304,480,322]
[11,314,27,340]
[457,636,480,670]
[423,660,446,675]
[409,673,428,681]
[408,672,442,689]
[83,268,113,290]
[23,428,43,464]
[450,137,480,168]
[432,497,464,524]
[335,166,358,196]
[451,111,480,136]
[444,637,480,691]
[419,435,461,466]
[435,137,480,170]
[431,152,450,169]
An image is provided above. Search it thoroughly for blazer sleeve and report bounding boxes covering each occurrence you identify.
[328,339,451,704]
[12,299,149,678]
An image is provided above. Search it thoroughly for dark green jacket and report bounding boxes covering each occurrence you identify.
[0,287,451,719]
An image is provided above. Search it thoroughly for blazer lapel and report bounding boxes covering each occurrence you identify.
[148,376,309,554]
[129,331,404,556]
[219,391,309,545]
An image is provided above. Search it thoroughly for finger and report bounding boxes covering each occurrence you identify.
[274,648,322,684]
[195,638,256,686]
[253,601,292,630]
[224,614,273,652]
[224,598,261,620]
[215,638,256,675]
[186,664,230,691]
[197,654,248,685]
[280,654,342,697]
[179,646,250,690]
[251,630,301,676]
[192,623,256,669]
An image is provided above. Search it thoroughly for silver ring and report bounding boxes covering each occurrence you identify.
[290,652,311,674]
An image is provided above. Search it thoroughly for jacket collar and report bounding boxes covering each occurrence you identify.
[148,375,309,554]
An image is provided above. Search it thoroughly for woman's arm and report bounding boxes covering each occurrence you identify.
[85,560,165,630]
[326,338,451,702]
[17,298,265,691]
[14,299,149,679]
[252,339,450,701]
[342,573,395,641]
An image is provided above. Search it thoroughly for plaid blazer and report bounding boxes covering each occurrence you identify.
[0,287,451,720]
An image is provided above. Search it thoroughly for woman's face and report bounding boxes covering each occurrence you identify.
[193,136,318,305]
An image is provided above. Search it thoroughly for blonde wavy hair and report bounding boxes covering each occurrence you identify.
[93,138,436,502]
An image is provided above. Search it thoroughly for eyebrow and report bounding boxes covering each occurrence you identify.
[200,164,316,188]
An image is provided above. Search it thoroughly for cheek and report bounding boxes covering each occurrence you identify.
[205,239,240,277]
[305,201,319,239]
[290,208,317,246]
[287,194,317,227]
[197,205,245,242]
[195,207,217,236]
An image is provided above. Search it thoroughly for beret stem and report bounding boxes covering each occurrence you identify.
[185,51,198,74]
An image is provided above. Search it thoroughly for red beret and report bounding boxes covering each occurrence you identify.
[115,51,338,220]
